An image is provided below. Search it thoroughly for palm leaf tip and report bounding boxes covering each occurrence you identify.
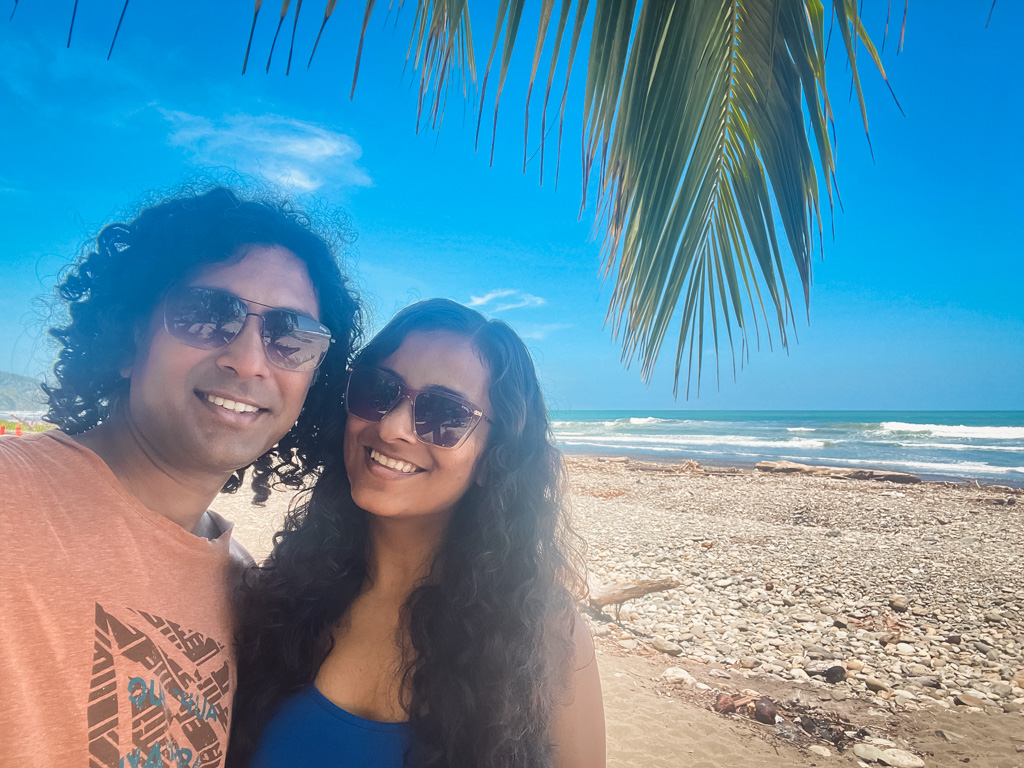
[107,0,131,60]
[242,1,264,74]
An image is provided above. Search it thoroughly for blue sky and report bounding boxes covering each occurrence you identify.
[0,3,1020,411]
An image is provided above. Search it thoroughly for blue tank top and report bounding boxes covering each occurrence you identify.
[250,686,413,767]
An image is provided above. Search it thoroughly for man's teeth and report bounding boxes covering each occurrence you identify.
[370,449,417,474]
[206,394,259,414]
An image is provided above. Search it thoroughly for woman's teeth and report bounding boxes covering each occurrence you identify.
[370,449,418,474]
[206,394,259,414]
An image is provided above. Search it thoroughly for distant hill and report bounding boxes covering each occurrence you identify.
[0,371,46,412]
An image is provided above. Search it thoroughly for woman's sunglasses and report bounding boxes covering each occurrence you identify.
[345,367,491,449]
[163,286,333,372]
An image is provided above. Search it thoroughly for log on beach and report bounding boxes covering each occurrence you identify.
[588,577,681,609]
[755,459,922,484]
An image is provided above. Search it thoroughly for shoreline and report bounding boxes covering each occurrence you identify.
[558,445,1024,489]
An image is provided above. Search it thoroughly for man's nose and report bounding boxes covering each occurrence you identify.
[215,314,272,378]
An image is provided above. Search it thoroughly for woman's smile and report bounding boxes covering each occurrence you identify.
[343,330,491,522]
[366,447,422,475]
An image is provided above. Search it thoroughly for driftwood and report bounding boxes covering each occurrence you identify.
[755,460,922,484]
[588,577,681,610]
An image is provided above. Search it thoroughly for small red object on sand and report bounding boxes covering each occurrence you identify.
[15,425,22,436]
[714,693,736,714]
[0,424,5,435]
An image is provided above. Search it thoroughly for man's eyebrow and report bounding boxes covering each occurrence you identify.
[192,284,319,321]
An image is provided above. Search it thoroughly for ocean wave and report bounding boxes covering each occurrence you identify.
[787,427,816,432]
[777,454,1023,477]
[896,442,1024,453]
[879,422,1024,440]
[554,433,828,450]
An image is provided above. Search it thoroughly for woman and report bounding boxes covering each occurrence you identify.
[230,299,605,768]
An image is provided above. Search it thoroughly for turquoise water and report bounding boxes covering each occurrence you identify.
[550,411,1024,486]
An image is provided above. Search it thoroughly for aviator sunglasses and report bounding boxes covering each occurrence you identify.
[345,366,491,449]
[163,285,333,372]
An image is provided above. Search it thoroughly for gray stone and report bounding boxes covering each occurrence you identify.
[808,745,831,757]
[879,748,925,768]
[865,676,891,692]
[853,743,887,763]
[661,667,696,686]
[652,637,683,656]
[889,596,909,613]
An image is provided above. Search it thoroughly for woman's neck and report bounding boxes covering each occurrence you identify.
[364,514,448,599]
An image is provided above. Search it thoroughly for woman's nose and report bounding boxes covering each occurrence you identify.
[377,396,417,443]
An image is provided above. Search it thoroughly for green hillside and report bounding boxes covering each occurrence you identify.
[0,371,46,412]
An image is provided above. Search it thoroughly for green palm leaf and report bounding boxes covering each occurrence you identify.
[347,1,894,395]
[56,0,902,396]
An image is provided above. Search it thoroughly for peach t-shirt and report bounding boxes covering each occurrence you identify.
[0,431,243,768]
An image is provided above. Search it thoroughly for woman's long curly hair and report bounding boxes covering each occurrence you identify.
[231,299,586,767]
[43,185,362,501]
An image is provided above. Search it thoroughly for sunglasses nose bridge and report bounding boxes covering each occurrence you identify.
[377,391,419,440]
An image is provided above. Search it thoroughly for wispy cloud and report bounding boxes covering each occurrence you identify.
[162,111,372,193]
[468,289,546,312]
[516,323,572,340]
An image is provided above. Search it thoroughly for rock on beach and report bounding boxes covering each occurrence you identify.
[570,456,1024,722]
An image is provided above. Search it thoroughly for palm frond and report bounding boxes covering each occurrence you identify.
[354,1,887,395]
[56,0,896,396]
[507,0,885,395]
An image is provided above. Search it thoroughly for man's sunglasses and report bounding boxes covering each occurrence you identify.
[163,286,333,372]
[345,366,491,449]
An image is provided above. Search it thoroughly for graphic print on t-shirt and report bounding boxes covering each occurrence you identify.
[87,603,231,768]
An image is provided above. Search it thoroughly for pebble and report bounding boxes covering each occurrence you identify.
[878,748,925,768]
[808,745,831,757]
[651,637,682,656]
[571,458,1024,720]
[660,667,696,686]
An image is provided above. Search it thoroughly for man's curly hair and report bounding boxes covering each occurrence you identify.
[43,185,362,502]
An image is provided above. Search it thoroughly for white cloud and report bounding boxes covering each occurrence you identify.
[162,111,372,192]
[468,289,546,312]
[516,323,572,340]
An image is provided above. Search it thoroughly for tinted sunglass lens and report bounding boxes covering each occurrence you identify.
[262,311,331,372]
[347,369,401,420]
[165,288,245,349]
[414,392,475,448]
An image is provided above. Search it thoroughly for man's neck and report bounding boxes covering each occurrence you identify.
[72,415,233,535]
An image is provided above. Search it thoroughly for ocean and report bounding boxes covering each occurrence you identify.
[550,411,1024,487]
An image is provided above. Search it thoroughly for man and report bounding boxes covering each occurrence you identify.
[0,187,361,767]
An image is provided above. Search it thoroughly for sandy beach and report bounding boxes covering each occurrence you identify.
[216,456,1024,768]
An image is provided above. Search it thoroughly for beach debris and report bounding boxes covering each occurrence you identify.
[805,662,847,683]
[933,730,963,743]
[588,577,680,611]
[753,696,777,724]
[714,693,736,713]
[755,460,922,484]
[808,745,831,757]
[700,541,714,549]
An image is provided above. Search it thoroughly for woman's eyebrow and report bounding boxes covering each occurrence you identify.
[379,367,469,400]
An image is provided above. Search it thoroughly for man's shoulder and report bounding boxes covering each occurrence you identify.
[0,430,75,476]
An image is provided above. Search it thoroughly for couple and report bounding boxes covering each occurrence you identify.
[0,187,605,768]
